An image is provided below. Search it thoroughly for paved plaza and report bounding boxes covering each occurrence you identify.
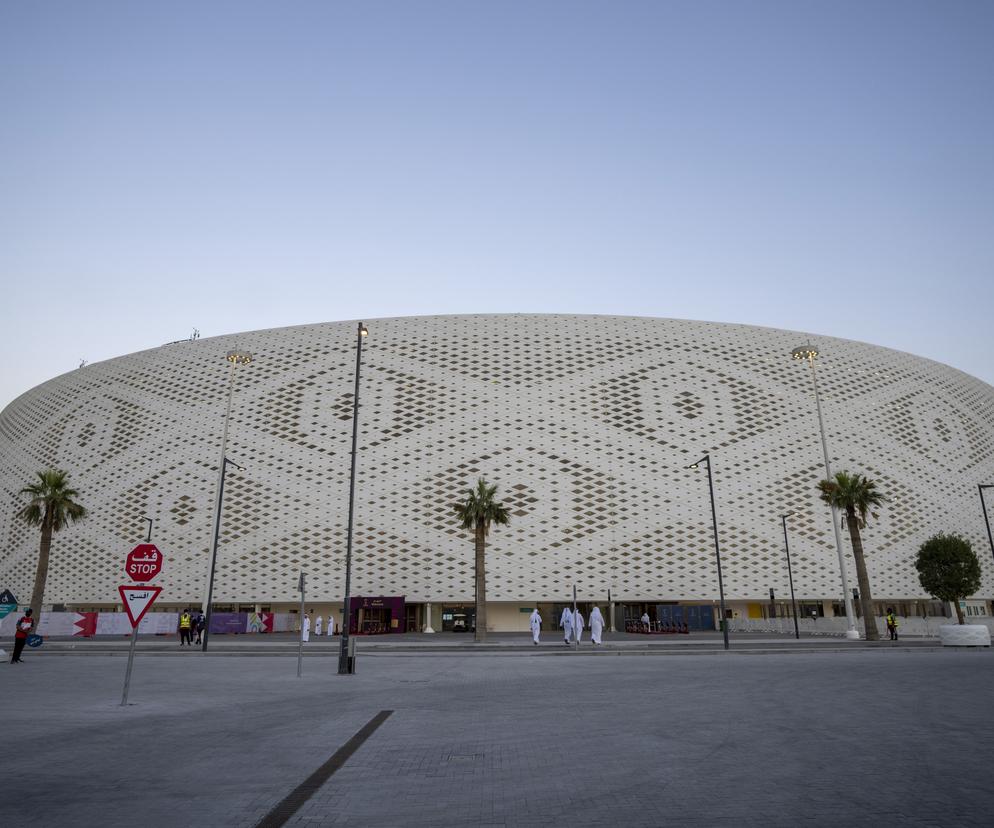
[2,645,992,826]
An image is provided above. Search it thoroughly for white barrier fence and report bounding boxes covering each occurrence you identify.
[728,615,994,638]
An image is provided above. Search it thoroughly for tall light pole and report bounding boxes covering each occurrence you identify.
[687,454,729,650]
[338,322,368,675]
[202,456,244,652]
[792,344,859,640]
[980,485,994,568]
[201,350,252,636]
[780,513,800,640]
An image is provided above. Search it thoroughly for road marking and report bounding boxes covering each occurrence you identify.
[254,709,393,828]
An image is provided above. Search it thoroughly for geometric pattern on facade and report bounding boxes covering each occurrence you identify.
[1,314,992,606]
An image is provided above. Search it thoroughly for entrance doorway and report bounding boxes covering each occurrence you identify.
[405,603,421,633]
[656,604,715,631]
[357,606,390,635]
[441,605,475,633]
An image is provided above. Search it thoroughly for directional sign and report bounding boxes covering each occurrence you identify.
[125,544,163,582]
[118,584,163,628]
[0,588,16,619]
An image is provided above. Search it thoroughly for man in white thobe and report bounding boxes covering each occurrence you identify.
[560,607,573,645]
[529,609,542,645]
[572,608,585,644]
[315,615,323,637]
[302,613,310,643]
[589,606,604,645]
[328,617,335,636]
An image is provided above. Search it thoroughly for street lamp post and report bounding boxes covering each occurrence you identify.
[687,454,729,650]
[202,456,244,652]
[780,513,800,640]
[792,344,859,640]
[338,322,368,675]
[202,350,252,619]
[979,485,994,568]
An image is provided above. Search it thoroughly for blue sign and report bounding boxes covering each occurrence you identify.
[0,588,16,620]
[26,634,43,648]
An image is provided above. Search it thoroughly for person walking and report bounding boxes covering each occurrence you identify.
[193,611,205,645]
[302,612,311,643]
[315,614,323,637]
[178,609,193,646]
[572,608,585,644]
[589,606,605,645]
[529,607,542,645]
[886,608,899,641]
[9,608,34,663]
[640,611,651,632]
[559,606,573,645]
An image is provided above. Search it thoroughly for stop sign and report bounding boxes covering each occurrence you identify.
[125,544,163,581]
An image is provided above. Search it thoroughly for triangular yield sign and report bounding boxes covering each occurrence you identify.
[118,584,163,628]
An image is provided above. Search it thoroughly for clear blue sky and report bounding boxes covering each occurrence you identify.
[2,1,993,409]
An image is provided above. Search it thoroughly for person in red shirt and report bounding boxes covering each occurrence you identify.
[10,607,34,663]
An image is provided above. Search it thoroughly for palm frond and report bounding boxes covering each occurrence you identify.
[817,470,886,528]
[453,476,512,535]
[17,468,87,532]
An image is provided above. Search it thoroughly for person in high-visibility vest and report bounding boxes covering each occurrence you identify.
[178,609,193,646]
[886,608,899,641]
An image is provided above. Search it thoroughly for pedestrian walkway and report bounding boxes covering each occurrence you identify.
[24,629,943,657]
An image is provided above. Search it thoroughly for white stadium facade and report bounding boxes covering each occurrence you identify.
[1,314,993,634]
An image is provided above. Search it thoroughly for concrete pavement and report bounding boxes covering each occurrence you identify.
[2,646,993,826]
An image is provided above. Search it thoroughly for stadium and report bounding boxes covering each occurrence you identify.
[1,314,992,634]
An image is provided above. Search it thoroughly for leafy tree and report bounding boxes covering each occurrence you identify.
[817,471,885,641]
[915,533,981,625]
[454,478,510,642]
[18,469,87,616]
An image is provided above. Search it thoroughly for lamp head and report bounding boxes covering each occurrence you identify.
[791,344,818,362]
[226,350,253,365]
[359,323,368,337]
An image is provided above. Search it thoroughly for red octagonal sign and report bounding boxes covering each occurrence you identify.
[125,544,163,582]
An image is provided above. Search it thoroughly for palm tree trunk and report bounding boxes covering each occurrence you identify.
[954,600,965,625]
[846,508,879,641]
[474,523,487,642]
[29,514,54,622]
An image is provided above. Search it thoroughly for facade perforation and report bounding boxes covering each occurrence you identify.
[0,314,992,606]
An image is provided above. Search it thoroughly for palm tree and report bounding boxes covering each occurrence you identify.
[817,471,885,641]
[18,469,87,615]
[454,477,510,642]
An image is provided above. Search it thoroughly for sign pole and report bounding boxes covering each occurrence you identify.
[119,535,164,707]
[121,622,139,706]
[122,525,152,706]
[297,570,305,678]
